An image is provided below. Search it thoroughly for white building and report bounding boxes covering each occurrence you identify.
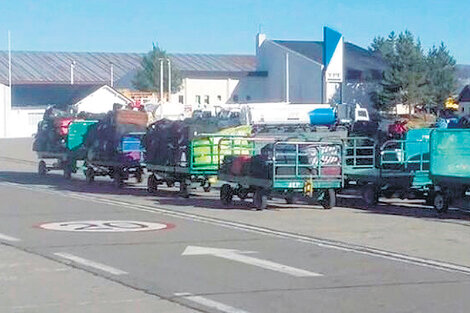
[0,83,131,138]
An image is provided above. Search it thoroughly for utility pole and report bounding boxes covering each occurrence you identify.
[70,60,75,85]
[167,59,171,102]
[110,63,114,87]
[159,58,164,102]
[285,53,289,103]
[5,30,11,137]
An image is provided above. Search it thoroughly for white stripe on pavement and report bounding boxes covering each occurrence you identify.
[175,293,250,313]
[0,232,21,242]
[3,180,470,275]
[54,252,127,275]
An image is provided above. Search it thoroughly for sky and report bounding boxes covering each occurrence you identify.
[1,0,469,63]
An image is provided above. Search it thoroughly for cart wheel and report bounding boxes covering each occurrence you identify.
[113,171,123,188]
[383,190,394,199]
[253,189,268,210]
[237,187,249,200]
[433,192,449,213]
[203,183,211,193]
[362,184,379,205]
[166,180,175,188]
[38,161,47,176]
[63,166,72,180]
[220,184,233,206]
[85,167,94,183]
[320,189,336,209]
[180,182,190,198]
[135,169,143,183]
[147,175,158,193]
[285,194,294,204]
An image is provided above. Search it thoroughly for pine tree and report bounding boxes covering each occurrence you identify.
[133,43,182,97]
[370,31,427,114]
[425,43,456,111]
[370,31,457,114]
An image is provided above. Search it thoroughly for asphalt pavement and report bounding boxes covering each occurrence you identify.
[1,138,470,312]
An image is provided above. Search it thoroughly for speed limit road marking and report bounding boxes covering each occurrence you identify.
[38,220,173,232]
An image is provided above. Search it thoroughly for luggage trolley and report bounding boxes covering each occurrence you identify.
[218,138,344,210]
[146,134,250,197]
[84,132,145,188]
[36,120,98,179]
[344,129,433,205]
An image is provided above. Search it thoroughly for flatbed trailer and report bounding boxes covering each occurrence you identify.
[146,134,251,197]
[36,151,77,179]
[218,139,344,210]
[84,132,145,188]
[343,130,433,205]
[36,120,99,179]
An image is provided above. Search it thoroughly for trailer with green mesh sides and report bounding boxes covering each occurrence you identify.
[343,129,433,205]
[146,134,254,198]
[218,139,344,210]
[429,129,470,212]
[36,120,98,179]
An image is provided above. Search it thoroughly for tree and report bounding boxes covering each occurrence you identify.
[133,43,182,97]
[370,31,428,114]
[425,43,456,111]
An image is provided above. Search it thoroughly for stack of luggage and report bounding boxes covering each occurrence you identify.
[32,107,75,153]
[84,110,147,163]
[143,115,246,167]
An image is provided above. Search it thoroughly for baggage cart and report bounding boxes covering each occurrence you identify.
[146,134,252,197]
[84,132,145,188]
[343,129,433,205]
[218,139,344,210]
[36,120,98,179]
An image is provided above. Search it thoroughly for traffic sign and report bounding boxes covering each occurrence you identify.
[39,220,172,232]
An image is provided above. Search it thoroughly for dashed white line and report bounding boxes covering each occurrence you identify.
[0,232,21,242]
[54,252,127,275]
[175,292,250,313]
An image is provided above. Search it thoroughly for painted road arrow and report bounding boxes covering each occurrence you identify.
[182,246,322,277]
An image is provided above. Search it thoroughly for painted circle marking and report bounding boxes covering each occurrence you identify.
[39,220,172,232]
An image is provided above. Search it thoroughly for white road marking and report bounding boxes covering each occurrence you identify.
[0,232,21,242]
[183,245,322,277]
[40,220,169,232]
[175,292,250,313]
[54,252,127,275]
[3,180,470,275]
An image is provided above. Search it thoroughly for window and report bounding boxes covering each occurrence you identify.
[217,95,222,102]
[233,94,239,102]
[178,95,184,104]
[195,95,201,104]
[204,95,210,104]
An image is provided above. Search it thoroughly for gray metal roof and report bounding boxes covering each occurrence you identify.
[273,40,386,80]
[0,51,257,87]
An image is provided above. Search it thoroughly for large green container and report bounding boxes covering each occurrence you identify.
[430,129,470,183]
[67,120,98,151]
[404,128,432,161]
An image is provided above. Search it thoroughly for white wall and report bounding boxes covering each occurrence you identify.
[0,84,11,138]
[256,40,323,103]
[174,77,239,110]
[75,86,130,114]
[8,108,45,138]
